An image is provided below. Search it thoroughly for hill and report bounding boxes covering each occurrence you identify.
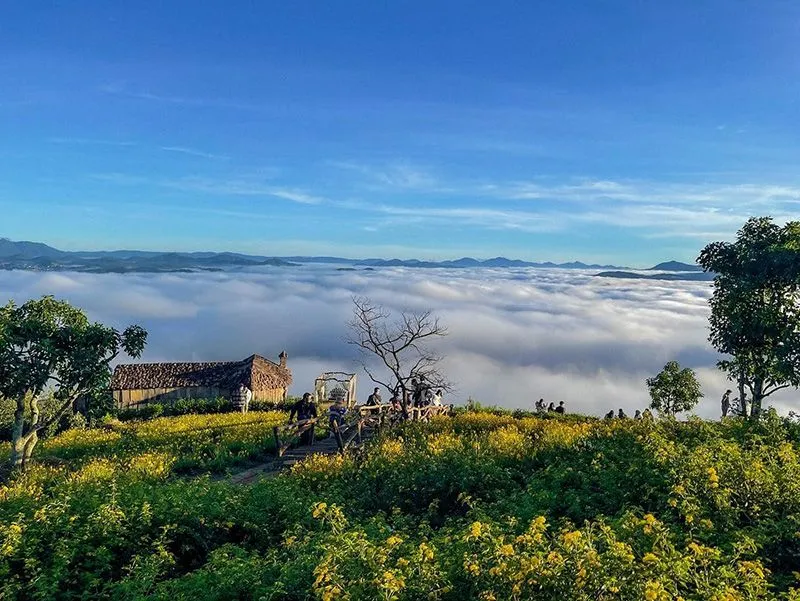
[0,239,295,273]
[596,270,715,282]
[649,260,702,271]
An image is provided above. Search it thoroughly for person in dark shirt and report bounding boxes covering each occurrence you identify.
[289,392,318,446]
[554,401,565,414]
[367,387,382,407]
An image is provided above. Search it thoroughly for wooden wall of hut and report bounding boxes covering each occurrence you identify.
[114,386,287,409]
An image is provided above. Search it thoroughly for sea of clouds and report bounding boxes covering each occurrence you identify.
[2,266,796,418]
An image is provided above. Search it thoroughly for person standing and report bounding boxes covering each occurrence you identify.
[289,392,318,446]
[367,387,382,406]
[721,389,732,418]
[231,383,252,414]
[430,389,443,406]
[327,398,347,433]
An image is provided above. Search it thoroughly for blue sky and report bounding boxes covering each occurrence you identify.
[1,1,799,265]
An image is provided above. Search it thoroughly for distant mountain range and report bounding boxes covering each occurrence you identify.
[0,239,295,273]
[0,237,702,276]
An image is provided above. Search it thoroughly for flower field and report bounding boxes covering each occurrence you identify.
[2,410,800,600]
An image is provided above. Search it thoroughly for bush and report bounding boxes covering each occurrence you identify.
[2,409,800,599]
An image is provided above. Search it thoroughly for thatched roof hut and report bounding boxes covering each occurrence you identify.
[111,352,292,408]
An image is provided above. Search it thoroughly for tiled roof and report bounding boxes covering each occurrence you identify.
[111,354,291,390]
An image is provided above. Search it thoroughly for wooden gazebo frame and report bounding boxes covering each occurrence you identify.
[313,372,358,408]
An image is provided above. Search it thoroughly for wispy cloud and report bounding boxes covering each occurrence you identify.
[160,146,229,160]
[90,172,325,205]
[328,161,448,193]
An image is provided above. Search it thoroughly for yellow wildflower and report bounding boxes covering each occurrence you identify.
[499,544,515,557]
[470,521,484,538]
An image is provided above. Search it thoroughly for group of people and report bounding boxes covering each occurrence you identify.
[604,408,654,420]
[535,399,566,414]
[285,381,447,447]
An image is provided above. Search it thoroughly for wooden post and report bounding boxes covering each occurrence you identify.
[333,421,345,453]
[273,426,282,457]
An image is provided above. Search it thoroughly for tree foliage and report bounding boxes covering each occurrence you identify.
[347,296,449,412]
[646,360,703,415]
[697,217,800,419]
[0,296,147,470]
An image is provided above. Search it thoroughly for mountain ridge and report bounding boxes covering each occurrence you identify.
[0,237,693,274]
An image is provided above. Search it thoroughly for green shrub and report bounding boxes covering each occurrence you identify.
[3,410,800,600]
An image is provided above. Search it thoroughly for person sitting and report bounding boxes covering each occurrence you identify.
[554,401,565,414]
[547,402,555,412]
[634,409,642,420]
[618,408,627,419]
[289,392,318,446]
[535,398,545,412]
[642,408,654,421]
[604,410,615,419]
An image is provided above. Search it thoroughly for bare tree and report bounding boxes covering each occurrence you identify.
[347,296,450,416]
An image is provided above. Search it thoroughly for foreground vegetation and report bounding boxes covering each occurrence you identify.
[2,410,800,600]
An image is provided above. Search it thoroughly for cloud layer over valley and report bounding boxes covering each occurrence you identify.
[2,267,795,417]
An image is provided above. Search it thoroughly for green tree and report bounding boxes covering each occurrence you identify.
[697,217,800,419]
[646,360,703,416]
[0,296,146,470]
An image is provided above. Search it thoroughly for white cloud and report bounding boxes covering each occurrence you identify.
[3,267,796,418]
[160,146,229,160]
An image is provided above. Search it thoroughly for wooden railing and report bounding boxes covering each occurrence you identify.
[272,418,319,457]
[275,404,455,458]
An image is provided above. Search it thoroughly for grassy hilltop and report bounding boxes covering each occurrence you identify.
[2,409,800,600]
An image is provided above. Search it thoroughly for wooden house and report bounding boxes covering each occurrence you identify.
[111,352,291,410]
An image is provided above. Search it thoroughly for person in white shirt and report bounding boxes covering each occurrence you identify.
[231,383,252,413]
[430,389,442,406]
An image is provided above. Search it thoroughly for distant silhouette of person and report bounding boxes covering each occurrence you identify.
[431,389,443,406]
[634,410,642,420]
[547,402,555,412]
[721,389,732,418]
[536,398,545,412]
[604,410,615,419]
[618,408,627,419]
[642,408,654,421]
[555,401,565,414]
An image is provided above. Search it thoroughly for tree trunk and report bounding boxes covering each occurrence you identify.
[9,395,27,470]
[21,430,38,468]
[737,377,748,417]
[750,378,764,420]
